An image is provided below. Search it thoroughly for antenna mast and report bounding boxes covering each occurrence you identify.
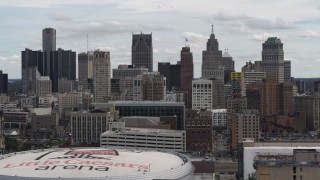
[211,25,214,34]
[87,33,88,52]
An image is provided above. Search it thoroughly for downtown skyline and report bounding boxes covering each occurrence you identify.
[0,0,320,79]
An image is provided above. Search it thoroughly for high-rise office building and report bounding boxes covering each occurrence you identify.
[21,49,43,94]
[202,27,224,80]
[261,37,284,83]
[42,28,56,52]
[296,79,306,94]
[132,33,153,72]
[93,50,111,102]
[314,81,320,93]
[78,51,94,92]
[49,48,76,92]
[0,71,8,94]
[158,62,181,92]
[222,52,234,71]
[284,60,291,83]
[180,46,194,108]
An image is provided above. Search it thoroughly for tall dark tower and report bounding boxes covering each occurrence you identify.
[0,71,8,94]
[180,46,193,108]
[132,33,153,72]
[42,28,56,52]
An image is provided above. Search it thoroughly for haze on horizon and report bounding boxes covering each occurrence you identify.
[0,0,320,79]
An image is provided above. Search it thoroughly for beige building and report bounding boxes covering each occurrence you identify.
[70,107,119,144]
[231,109,259,150]
[58,78,76,94]
[93,50,111,102]
[58,92,79,116]
[36,76,52,97]
[133,75,143,101]
[0,94,9,103]
[254,149,320,180]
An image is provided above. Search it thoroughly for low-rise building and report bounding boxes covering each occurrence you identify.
[101,122,186,152]
[211,109,227,127]
[70,107,119,145]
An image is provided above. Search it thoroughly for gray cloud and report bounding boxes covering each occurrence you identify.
[60,21,172,38]
[0,55,20,64]
[181,32,208,43]
[211,12,296,30]
[47,12,72,22]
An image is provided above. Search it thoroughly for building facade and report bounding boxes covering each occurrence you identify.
[201,27,223,79]
[185,109,213,153]
[261,37,285,83]
[180,46,194,108]
[142,72,166,101]
[231,109,260,150]
[0,71,8,94]
[93,50,111,102]
[95,101,186,130]
[132,33,153,72]
[212,109,228,127]
[70,107,119,144]
[36,76,51,97]
[101,122,186,152]
[78,51,94,92]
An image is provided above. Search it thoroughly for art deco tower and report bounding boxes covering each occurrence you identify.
[132,33,153,72]
[261,37,284,83]
[201,26,223,80]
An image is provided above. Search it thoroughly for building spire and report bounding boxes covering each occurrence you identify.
[211,25,214,34]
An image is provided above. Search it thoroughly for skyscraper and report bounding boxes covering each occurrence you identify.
[158,62,181,92]
[142,72,166,101]
[93,50,111,102]
[78,51,94,92]
[180,46,194,108]
[132,33,153,72]
[49,48,76,92]
[42,28,56,52]
[201,26,224,80]
[21,49,43,94]
[0,71,8,94]
[261,37,284,83]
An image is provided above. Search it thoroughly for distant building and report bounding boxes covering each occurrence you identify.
[42,28,56,52]
[31,112,59,139]
[202,27,223,80]
[0,71,8,94]
[158,62,181,91]
[192,78,225,110]
[93,50,111,102]
[0,111,4,153]
[101,122,186,152]
[78,51,94,93]
[133,75,143,101]
[94,101,185,130]
[132,33,153,72]
[58,78,77,94]
[180,46,194,108]
[296,79,306,94]
[142,72,166,101]
[212,109,228,126]
[113,65,148,100]
[58,92,79,116]
[70,107,119,144]
[294,94,320,130]
[314,81,320,93]
[36,76,51,97]
[185,109,213,153]
[222,52,234,72]
[231,109,260,150]
[261,37,285,83]
[254,149,320,180]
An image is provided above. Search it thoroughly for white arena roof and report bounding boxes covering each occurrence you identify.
[0,148,194,180]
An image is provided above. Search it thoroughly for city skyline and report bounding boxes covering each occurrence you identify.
[1,0,320,79]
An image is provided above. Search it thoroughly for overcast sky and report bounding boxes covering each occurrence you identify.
[1,0,320,79]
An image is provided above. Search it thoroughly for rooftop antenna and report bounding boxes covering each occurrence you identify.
[211,25,214,34]
[87,33,88,53]
[185,37,188,47]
